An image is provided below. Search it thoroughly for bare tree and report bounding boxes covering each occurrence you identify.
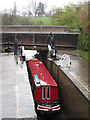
[27,5,33,16]
[13,2,17,16]
[2,2,18,25]
[27,0,38,17]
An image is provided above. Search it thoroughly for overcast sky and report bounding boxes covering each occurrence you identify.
[0,0,88,12]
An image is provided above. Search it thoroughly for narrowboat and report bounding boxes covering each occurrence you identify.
[28,58,60,112]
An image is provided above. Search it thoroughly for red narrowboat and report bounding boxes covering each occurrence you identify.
[28,58,60,112]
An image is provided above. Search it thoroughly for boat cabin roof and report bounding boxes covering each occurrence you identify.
[28,58,57,87]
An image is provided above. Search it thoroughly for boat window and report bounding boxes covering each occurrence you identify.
[42,87,45,99]
[47,87,50,99]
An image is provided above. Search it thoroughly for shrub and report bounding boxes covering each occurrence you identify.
[78,33,88,51]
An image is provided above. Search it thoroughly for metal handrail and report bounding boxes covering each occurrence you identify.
[0,42,76,48]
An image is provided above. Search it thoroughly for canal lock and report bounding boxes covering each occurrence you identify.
[24,50,89,120]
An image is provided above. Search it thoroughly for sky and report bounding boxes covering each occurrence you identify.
[0,0,88,12]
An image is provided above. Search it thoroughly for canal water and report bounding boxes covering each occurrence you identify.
[56,50,88,89]
[36,110,67,120]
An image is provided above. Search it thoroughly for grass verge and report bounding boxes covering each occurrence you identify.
[30,17,52,25]
[76,50,88,60]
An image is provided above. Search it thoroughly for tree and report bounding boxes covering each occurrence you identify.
[28,0,38,17]
[78,2,88,51]
[22,6,33,16]
[13,2,17,16]
[27,1,46,17]
[37,2,45,17]
[50,2,89,51]
[28,11,33,16]
[51,3,83,29]
[79,2,88,32]
[50,7,64,25]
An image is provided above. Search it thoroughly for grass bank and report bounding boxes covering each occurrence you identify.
[16,16,52,25]
[30,17,52,25]
[76,50,88,60]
